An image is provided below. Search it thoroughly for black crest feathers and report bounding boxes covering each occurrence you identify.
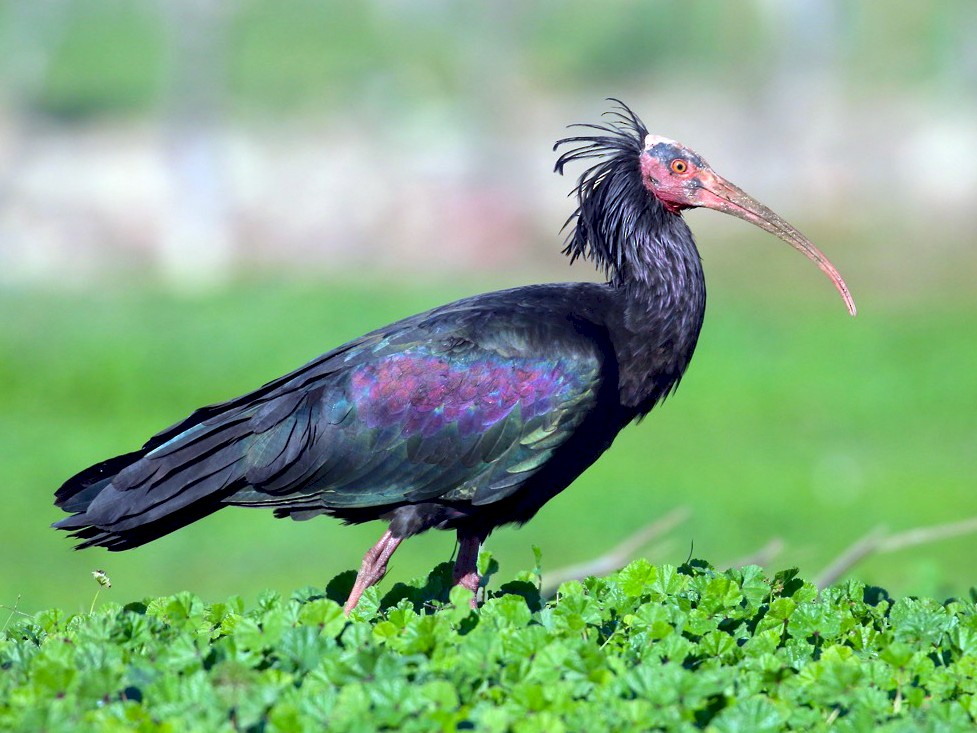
[554,99,656,281]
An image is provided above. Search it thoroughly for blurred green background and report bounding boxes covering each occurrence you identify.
[1,1,975,613]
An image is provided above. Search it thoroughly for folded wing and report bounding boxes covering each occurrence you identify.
[54,291,605,549]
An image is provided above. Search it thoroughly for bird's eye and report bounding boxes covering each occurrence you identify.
[670,159,689,174]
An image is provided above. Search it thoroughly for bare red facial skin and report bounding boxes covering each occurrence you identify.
[639,146,701,214]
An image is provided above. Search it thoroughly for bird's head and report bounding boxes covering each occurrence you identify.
[555,101,856,316]
[639,134,855,315]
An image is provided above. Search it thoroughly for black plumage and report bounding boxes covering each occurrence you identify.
[54,101,854,612]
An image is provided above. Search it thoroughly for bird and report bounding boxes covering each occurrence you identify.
[54,100,855,614]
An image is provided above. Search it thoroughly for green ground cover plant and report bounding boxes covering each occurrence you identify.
[4,559,977,732]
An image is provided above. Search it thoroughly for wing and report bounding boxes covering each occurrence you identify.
[228,332,602,513]
[54,284,609,547]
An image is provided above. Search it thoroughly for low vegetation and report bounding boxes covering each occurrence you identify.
[4,559,977,731]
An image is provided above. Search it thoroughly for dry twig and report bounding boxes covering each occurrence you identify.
[541,506,690,596]
[815,516,977,589]
[535,509,977,598]
[723,538,786,570]
[815,526,888,589]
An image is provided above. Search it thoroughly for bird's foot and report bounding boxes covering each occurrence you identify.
[452,531,483,610]
[344,529,403,615]
[452,569,481,609]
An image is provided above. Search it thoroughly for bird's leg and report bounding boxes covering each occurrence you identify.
[452,531,482,609]
[344,529,403,615]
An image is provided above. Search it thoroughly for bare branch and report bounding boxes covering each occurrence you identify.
[815,526,888,589]
[541,506,690,596]
[723,538,785,570]
[815,515,977,589]
[538,508,977,599]
[878,517,977,553]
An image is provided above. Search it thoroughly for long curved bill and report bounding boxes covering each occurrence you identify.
[695,170,857,316]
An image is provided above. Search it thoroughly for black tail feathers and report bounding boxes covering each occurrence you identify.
[53,416,252,550]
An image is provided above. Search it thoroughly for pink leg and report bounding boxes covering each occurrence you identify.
[344,529,403,615]
[452,532,482,609]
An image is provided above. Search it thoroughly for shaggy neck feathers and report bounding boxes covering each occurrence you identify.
[554,101,707,414]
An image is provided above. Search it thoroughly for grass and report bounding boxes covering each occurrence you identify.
[2,275,975,614]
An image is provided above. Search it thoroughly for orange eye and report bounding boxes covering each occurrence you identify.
[670,159,689,174]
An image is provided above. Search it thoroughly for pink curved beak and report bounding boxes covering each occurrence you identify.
[696,170,857,316]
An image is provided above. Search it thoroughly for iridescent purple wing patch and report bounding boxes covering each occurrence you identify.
[349,348,580,438]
